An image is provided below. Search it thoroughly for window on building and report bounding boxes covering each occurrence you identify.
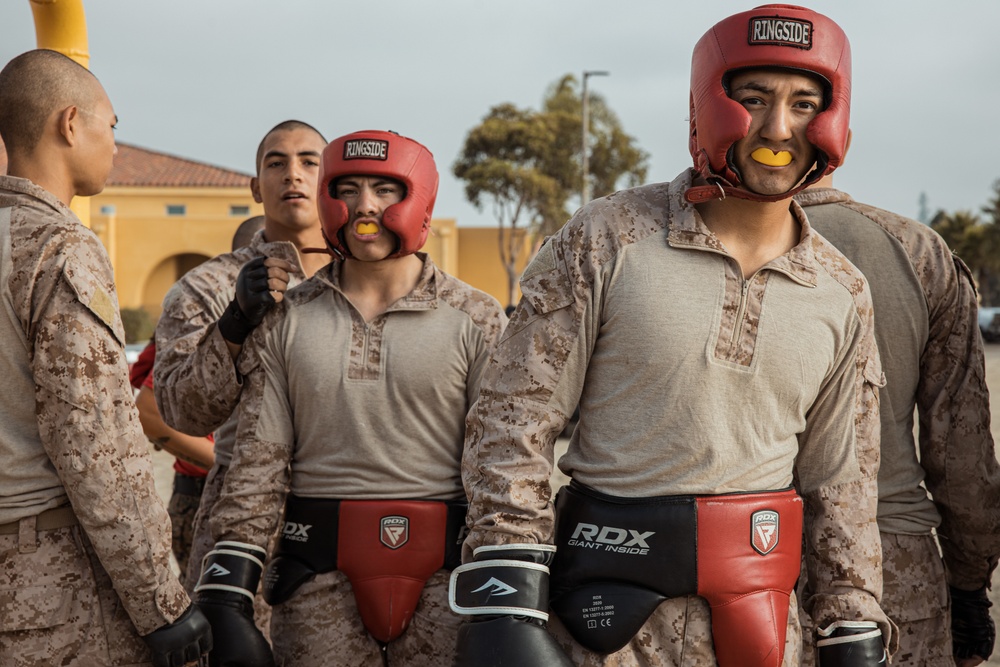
[100,205,116,215]
[166,204,186,216]
[230,205,251,217]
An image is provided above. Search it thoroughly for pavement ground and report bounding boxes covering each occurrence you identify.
[150,344,1000,664]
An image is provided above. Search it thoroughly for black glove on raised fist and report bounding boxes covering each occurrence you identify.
[951,585,996,661]
[217,256,277,345]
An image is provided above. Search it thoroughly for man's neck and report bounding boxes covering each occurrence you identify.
[6,152,75,207]
[695,196,800,277]
[338,253,424,322]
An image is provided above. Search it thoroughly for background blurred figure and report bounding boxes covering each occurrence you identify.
[796,177,1000,666]
[128,213,264,589]
[130,339,214,587]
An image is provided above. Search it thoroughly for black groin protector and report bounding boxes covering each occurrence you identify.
[263,496,340,605]
[549,482,698,654]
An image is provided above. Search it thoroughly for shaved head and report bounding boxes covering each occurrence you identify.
[0,49,102,156]
[255,120,325,175]
[232,215,265,251]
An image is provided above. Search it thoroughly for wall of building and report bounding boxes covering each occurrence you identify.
[90,185,262,317]
[456,226,532,309]
[88,187,534,322]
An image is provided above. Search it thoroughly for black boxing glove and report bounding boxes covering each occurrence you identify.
[217,256,276,345]
[449,544,573,667]
[194,541,274,667]
[816,621,886,667]
[142,604,212,667]
[951,585,996,661]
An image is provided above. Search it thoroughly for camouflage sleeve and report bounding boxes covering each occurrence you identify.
[462,235,591,560]
[795,284,895,650]
[210,322,292,548]
[916,248,1000,590]
[153,265,243,437]
[464,298,508,407]
[28,232,189,636]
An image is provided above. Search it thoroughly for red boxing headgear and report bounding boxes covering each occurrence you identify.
[318,130,439,257]
[686,4,851,203]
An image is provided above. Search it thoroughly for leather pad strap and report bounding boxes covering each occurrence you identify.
[195,543,265,602]
[450,558,551,621]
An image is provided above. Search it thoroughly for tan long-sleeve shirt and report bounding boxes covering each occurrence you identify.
[798,186,1000,590]
[212,256,506,547]
[463,170,891,638]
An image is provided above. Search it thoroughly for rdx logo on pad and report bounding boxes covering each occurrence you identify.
[282,521,312,542]
[566,523,654,555]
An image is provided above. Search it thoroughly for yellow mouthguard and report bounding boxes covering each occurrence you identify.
[356,222,379,235]
[751,148,792,166]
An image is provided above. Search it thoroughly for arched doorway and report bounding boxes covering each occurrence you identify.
[141,253,211,320]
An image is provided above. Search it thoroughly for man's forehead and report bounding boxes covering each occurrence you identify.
[728,67,825,94]
[336,175,402,187]
[261,127,325,153]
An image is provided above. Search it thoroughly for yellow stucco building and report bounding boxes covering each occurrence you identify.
[1,140,530,321]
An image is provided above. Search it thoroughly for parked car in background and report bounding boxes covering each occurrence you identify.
[979,307,1000,343]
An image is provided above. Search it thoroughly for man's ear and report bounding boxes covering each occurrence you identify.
[57,105,79,146]
[250,176,262,203]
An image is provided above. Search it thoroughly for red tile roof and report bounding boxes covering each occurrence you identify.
[0,137,252,187]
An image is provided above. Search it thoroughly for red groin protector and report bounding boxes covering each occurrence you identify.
[337,500,448,643]
[695,489,803,667]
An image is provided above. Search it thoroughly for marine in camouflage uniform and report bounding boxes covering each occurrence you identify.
[154,229,313,645]
[0,49,208,667]
[199,130,506,666]
[154,227,308,589]
[0,175,194,666]
[154,122,330,646]
[211,255,506,666]
[795,185,1000,666]
[461,170,891,665]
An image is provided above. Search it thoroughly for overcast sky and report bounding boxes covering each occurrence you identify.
[2,1,998,228]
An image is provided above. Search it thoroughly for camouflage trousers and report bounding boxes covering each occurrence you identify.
[183,463,224,593]
[0,519,154,666]
[270,569,460,667]
[547,592,802,666]
[166,475,203,589]
[800,531,951,666]
[184,463,272,641]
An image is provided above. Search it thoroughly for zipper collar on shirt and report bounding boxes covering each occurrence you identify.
[316,252,440,312]
[665,169,819,288]
[0,175,75,217]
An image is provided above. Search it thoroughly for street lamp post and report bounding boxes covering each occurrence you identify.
[581,70,609,205]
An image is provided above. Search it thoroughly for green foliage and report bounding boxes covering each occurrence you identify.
[454,75,649,305]
[540,75,649,230]
[120,307,155,344]
[931,179,1000,304]
[454,103,562,307]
